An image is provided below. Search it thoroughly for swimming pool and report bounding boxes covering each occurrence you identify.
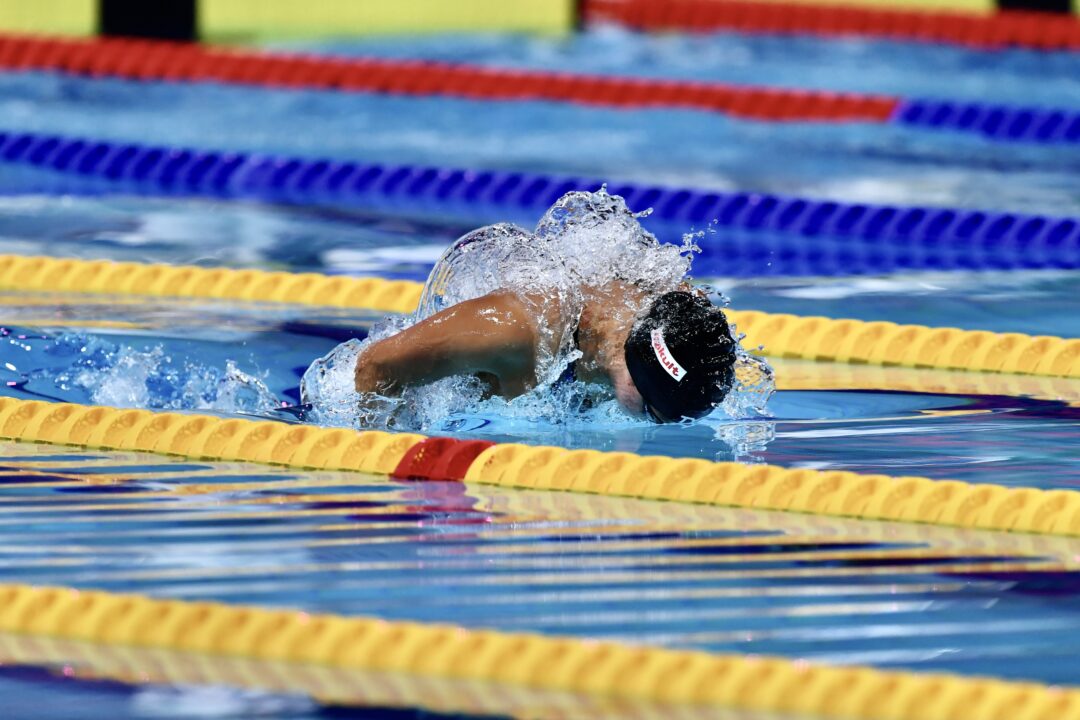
[0,6,1079,719]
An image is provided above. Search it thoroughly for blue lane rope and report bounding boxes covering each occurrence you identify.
[893,100,1080,144]
[1,130,1077,277]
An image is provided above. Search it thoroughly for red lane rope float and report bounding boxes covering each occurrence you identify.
[0,33,898,123]
[583,0,1080,52]
[394,438,496,481]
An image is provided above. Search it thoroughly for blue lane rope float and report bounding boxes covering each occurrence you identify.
[1,130,1078,277]
[894,99,1080,144]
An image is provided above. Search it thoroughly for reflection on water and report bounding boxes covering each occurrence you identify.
[723,271,1080,338]
[1,442,1080,691]
[0,192,472,279]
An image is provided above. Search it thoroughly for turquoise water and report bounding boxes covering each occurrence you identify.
[0,24,1078,719]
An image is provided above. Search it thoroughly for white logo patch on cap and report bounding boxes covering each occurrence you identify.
[651,328,687,382]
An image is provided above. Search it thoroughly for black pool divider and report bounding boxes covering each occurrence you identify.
[998,0,1072,12]
[1,130,1077,277]
[99,0,197,41]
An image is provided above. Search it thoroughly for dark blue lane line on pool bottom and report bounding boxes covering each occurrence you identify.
[0,130,1077,276]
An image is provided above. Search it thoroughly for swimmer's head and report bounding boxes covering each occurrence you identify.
[623,291,736,423]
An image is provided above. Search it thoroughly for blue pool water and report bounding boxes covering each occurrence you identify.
[0,31,1077,481]
[280,29,1080,105]
[1,444,1079,688]
[0,23,1079,718]
[3,71,1080,217]
[1,292,1076,488]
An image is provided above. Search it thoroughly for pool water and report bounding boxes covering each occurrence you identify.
[0,21,1078,719]
[2,290,1076,485]
[1,443,1079,689]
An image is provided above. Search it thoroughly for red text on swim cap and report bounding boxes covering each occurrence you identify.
[651,328,687,382]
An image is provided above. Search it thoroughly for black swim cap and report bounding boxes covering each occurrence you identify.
[623,292,737,422]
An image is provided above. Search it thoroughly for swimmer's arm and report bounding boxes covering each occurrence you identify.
[355,291,545,395]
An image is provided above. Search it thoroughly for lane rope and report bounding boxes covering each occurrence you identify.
[731,310,1080,378]
[1,33,1078,144]
[583,0,1080,53]
[0,634,697,720]
[0,33,895,123]
[0,253,423,314]
[2,395,1080,537]
[2,131,1078,277]
[0,254,1076,379]
[1,582,1077,719]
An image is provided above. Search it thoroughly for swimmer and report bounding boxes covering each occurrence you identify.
[352,283,736,422]
[303,189,749,425]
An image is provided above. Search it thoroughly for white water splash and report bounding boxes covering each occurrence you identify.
[302,188,774,432]
[31,333,281,415]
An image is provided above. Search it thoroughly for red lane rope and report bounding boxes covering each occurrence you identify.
[583,0,1080,51]
[0,33,898,123]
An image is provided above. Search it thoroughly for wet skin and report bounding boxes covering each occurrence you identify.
[353,281,649,416]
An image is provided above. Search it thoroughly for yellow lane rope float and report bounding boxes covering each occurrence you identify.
[1,582,1078,720]
[0,254,423,314]
[0,254,1076,377]
[3,396,1080,537]
[733,311,1079,378]
[0,633,720,720]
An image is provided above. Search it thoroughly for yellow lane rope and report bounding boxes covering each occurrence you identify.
[0,578,1071,720]
[3,396,1080,537]
[0,583,1076,720]
[0,255,423,315]
[0,633,717,720]
[733,311,1079,378]
[0,254,1075,377]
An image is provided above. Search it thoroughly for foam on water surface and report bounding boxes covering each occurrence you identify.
[2,328,283,417]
